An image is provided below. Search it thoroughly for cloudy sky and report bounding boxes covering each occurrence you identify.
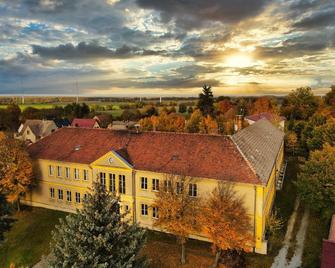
[0,0,334,97]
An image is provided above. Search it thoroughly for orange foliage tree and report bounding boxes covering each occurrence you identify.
[0,132,33,211]
[139,112,185,132]
[252,96,277,115]
[217,100,233,114]
[200,115,219,134]
[153,174,199,264]
[199,183,253,268]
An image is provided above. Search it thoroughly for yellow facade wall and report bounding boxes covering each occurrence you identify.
[23,142,284,255]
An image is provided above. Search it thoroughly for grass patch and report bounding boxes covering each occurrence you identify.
[302,211,330,268]
[0,206,67,268]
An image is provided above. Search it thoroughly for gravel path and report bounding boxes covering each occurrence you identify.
[271,199,310,268]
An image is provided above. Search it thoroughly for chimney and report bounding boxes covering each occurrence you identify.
[234,115,244,132]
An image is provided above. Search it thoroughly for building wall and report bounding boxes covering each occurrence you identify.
[22,144,285,254]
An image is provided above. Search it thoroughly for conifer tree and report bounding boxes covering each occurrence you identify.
[0,193,14,242]
[50,181,146,267]
[197,84,214,116]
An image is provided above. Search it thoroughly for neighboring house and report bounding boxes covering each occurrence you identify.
[22,119,284,254]
[107,121,136,130]
[245,112,286,130]
[321,215,335,268]
[53,118,71,128]
[93,114,111,128]
[15,119,57,143]
[71,118,100,128]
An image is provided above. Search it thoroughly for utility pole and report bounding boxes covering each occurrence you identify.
[21,78,25,104]
[76,80,79,104]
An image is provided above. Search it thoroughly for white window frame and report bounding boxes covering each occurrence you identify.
[50,187,55,198]
[57,166,62,177]
[141,204,148,216]
[74,168,79,180]
[109,174,116,192]
[48,165,54,176]
[58,189,63,200]
[99,172,106,189]
[152,178,159,192]
[176,182,184,194]
[141,177,148,190]
[75,192,81,203]
[189,183,197,197]
[152,206,158,219]
[65,167,70,179]
[119,175,126,194]
[83,169,89,181]
[66,190,72,202]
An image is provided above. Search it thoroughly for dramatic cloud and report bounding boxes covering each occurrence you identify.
[0,0,334,96]
[32,42,166,60]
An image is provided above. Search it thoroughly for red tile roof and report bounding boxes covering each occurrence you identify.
[27,128,261,184]
[321,215,335,268]
[245,112,285,122]
[71,118,98,128]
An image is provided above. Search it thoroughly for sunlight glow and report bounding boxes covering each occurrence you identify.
[225,54,255,68]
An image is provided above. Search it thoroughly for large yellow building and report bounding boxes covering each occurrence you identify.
[23,118,284,254]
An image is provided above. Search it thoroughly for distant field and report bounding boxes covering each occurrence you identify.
[0,104,65,110]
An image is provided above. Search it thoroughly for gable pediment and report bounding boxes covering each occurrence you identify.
[91,150,132,170]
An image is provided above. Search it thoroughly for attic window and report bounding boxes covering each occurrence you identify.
[74,145,81,151]
[171,155,179,160]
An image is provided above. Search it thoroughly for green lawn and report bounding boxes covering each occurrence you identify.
[0,207,67,268]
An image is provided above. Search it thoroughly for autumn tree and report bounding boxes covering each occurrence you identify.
[185,109,203,133]
[138,112,185,132]
[286,131,298,155]
[153,174,199,264]
[296,144,335,219]
[281,87,319,120]
[0,133,33,211]
[251,96,278,115]
[324,85,335,106]
[51,181,146,267]
[199,183,252,268]
[217,99,233,115]
[199,115,218,134]
[198,84,214,116]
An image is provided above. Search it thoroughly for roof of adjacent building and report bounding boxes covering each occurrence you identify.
[19,120,57,138]
[321,215,335,268]
[53,118,71,128]
[71,118,98,128]
[28,119,284,185]
[245,112,286,122]
[232,119,285,184]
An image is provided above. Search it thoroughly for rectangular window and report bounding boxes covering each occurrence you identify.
[75,192,80,203]
[83,170,89,181]
[141,177,148,190]
[99,172,106,189]
[109,174,116,192]
[152,179,159,191]
[74,168,79,180]
[50,187,55,198]
[141,204,148,216]
[189,184,197,197]
[164,180,172,192]
[65,167,70,179]
[57,166,62,177]
[58,189,63,200]
[48,165,54,176]
[119,175,126,194]
[152,207,159,219]
[83,193,88,202]
[66,190,72,202]
[176,182,184,194]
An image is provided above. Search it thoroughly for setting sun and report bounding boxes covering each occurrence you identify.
[225,54,255,68]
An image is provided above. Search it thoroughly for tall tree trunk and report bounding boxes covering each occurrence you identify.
[181,241,186,265]
[212,248,221,268]
[17,198,20,212]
